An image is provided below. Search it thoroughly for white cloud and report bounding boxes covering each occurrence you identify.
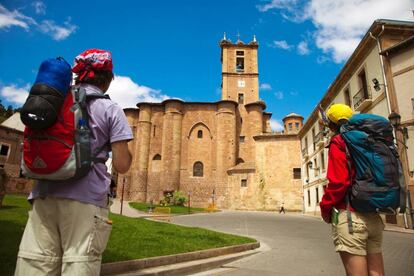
[274,91,284,100]
[270,40,293,50]
[0,4,36,30]
[107,75,170,108]
[0,84,30,105]
[0,76,170,109]
[297,41,310,55]
[257,0,414,63]
[0,4,77,41]
[39,19,77,41]
[316,55,330,64]
[32,1,46,15]
[270,118,284,132]
[257,0,299,13]
[260,83,272,90]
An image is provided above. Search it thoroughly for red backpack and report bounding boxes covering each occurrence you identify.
[21,86,109,181]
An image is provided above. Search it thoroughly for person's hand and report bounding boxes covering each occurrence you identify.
[321,211,331,224]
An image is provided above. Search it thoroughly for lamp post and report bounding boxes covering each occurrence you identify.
[388,111,413,229]
[188,191,191,214]
[120,176,126,215]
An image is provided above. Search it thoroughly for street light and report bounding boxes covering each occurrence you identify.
[307,161,320,171]
[388,111,401,127]
[389,111,409,140]
[372,78,382,92]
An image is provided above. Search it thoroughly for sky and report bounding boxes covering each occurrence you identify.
[1,0,413,131]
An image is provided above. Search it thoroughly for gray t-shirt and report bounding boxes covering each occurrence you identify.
[29,84,133,208]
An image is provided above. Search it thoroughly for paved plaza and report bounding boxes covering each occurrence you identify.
[172,211,414,276]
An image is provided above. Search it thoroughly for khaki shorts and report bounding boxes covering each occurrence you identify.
[332,210,385,256]
[15,197,112,276]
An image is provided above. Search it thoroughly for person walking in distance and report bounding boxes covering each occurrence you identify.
[279,202,285,214]
[320,104,385,276]
[15,49,133,276]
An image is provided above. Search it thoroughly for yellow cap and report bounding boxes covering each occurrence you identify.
[326,104,353,124]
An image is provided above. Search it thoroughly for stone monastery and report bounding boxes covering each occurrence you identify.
[118,35,304,210]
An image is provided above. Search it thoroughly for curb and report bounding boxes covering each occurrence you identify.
[101,242,260,275]
[303,213,414,234]
[384,226,414,234]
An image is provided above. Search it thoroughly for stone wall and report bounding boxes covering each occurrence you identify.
[252,134,303,211]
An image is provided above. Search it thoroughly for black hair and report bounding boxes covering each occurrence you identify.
[75,70,114,88]
[328,119,348,134]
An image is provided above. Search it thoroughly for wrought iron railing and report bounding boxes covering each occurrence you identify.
[313,131,325,145]
[353,86,372,110]
[301,147,308,158]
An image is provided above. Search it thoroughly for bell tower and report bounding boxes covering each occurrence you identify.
[220,34,259,105]
[220,34,262,163]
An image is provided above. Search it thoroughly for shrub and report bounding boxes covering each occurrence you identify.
[173,191,187,206]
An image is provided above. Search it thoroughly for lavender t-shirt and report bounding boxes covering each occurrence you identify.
[29,84,133,208]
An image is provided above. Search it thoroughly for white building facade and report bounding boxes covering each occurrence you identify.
[299,19,414,228]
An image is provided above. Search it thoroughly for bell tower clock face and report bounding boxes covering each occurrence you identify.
[237,80,245,88]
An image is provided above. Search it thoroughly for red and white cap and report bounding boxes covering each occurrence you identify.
[72,49,113,81]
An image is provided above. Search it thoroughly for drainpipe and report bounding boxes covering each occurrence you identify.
[369,24,392,114]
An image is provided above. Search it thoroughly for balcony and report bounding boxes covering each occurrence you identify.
[353,86,373,111]
[313,131,325,148]
[301,147,309,159]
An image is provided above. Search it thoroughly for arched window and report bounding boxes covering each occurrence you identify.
[193,161,203,177]
[197,130,203,138]
[153,154,161,160]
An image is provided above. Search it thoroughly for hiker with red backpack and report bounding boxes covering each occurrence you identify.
[320,103,405,276]
[15,49,133,276]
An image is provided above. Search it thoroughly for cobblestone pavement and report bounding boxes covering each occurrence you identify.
[172,211,414,276]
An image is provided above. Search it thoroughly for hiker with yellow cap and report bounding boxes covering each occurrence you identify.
[320,103,386,276]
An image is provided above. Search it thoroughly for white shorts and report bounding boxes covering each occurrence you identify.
[15,197,112,276]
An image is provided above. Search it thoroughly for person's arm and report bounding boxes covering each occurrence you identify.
[111,140,132,174]
[320,136,352,223]
[105,103,134,174]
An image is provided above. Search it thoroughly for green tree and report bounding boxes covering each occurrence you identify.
[5,105,13,118]
[0,100,5,116]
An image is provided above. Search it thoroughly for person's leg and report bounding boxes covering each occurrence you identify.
[366,253,384,276]
[15,198,62,276]
[365,213,385,276]
[339,252,368,276]
[58,200,112,276]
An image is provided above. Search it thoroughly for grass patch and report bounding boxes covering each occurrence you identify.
[0,195,255,275]
[0,195,31,276]
[104,212,255,263]
[129,201,206,214]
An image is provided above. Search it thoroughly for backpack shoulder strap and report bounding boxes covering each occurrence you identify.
[86,93,110,101]
[84,91,111,163]
[72,86,110,164]
[343,139,354,234]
